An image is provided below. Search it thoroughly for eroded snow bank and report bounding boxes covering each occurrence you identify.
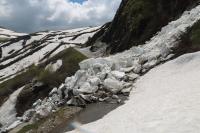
[62,4,200,106]
[65,4,200,133]
[0,87,23,132]
[18,4,200,126]
[68,51,200,133]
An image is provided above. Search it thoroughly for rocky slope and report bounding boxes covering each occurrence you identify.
[89,0,200,54]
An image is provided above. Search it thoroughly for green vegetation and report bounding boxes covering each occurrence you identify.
[99,0,199,53]
[0,37,9,43]
[40,47,87,87]
[17,106,82,133]
[17,118,46,133]
[177,20,200,54]
[0,65,41,105]
[189,21,200,46]
[0,47,87,106]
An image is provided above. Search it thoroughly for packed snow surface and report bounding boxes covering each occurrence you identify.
[68,51,200,133]
[0,87,23,131]
[0,28,26,39]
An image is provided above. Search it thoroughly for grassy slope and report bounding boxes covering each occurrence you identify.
[175,21,200,55]
[17,106,82,133]
[0,47,87,107]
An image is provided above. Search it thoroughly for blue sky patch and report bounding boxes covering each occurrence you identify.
[70,0,86,4]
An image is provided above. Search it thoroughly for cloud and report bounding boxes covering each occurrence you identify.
[0,0,121,33]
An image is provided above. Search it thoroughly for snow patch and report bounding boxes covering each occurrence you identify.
[67,51,200,133]
[0,87,24,132]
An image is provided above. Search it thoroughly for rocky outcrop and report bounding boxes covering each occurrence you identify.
[15,79,51,117]
[89,0,200,54]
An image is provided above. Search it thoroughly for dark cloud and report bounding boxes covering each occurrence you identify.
[0,0,121,33]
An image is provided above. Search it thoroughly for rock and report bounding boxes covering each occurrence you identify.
[127,73,139,81]
[121,87,133,95]
[103,78,124,94]
[35,100,55,117]
[120,67,134,73]
[67,96,86,107]
[22,109,36,122]
[88,77,101,87]
[90,96,98,101]
[133,64,142,74]
[99,97,110,102]
[51,94,60,104]
[79,94,92,102]
[57,84,65,99]
[111,71,126,80]
[49,87,58,96]
[112,95,119,99]
[77,82,98,94]
[123,82,133,88]
[33,99,42,107]
[117,99,122,104]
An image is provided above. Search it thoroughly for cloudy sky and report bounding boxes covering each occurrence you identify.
[0,0,121,33]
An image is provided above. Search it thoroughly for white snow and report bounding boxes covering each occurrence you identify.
[0,28,26,39]
[45,59,63,72]
[2,40,24,58]
[0,87,24,131]
[68,51,200,133]
[0,26,100,82]
[65,5,200,133]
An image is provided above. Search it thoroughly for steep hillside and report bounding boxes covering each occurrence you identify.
[0,26,101,82]
[89,0,200,54]
[0,26,102,126]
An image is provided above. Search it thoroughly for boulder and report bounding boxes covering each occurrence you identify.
[111,71,126,80]
[121,87,133,95]
[127,73,139,81]
[22,109,36,122]
[120,67,134,73]
[88,77,101,86]
[77,82,98,94]
[49,87,58,96]
[103,78,124,94]
[32,99,42,107]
